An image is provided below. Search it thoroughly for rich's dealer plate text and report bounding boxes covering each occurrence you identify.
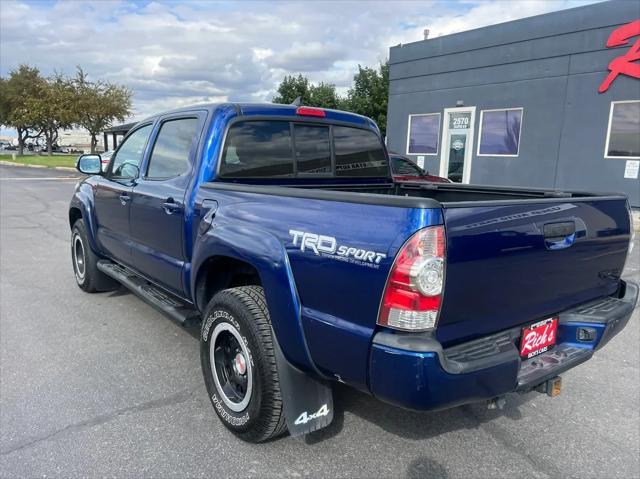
[520,317,558,359]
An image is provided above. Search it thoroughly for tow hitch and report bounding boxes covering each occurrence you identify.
[535,376,562,397]
[487,396,506,410]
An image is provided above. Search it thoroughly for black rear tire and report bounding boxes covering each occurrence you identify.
[71,218,117,293]
[200,286,286,443]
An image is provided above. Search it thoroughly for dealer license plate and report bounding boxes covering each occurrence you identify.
[519,317,558,359]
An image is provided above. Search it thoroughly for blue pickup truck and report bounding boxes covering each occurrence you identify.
[70,103,637,442]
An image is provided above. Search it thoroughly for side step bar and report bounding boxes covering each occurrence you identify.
[97,260,201,327]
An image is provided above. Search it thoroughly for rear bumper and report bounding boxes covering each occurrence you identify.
[369,280,638,411]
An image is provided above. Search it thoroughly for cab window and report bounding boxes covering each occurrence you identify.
[294,124,332,175]
[146,118,199,179]
[219,120,387,179]
[333,126,388,177]
[110,124,153,180]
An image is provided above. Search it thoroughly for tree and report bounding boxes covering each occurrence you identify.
[308,82,342,110]
[345,60,389,137]
[272,74,311,105]
[0,77,9,128]
[2,65,46,156]
[272,75,343,109]
[72,68,132,153]
[271,60,390,136]
[25,74,77,155]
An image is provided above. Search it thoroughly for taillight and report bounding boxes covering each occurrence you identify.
[377,226,445,331]
[296,106,326,117]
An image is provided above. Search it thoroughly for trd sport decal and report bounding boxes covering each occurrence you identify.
[289,229,387,269]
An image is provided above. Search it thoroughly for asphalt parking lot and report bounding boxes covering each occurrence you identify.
[0,163,638,479]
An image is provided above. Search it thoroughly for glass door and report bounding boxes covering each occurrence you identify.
[439,107,476,183]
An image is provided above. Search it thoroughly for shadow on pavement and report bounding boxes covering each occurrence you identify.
[102,287,534,447]
[306,382,532,445]
[406,457,449,479]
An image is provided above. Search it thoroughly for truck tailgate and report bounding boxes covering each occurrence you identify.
[437,198,631,346]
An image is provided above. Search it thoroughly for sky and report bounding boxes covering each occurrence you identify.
[1,0,600,123]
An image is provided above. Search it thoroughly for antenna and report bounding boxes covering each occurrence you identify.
[291,96,302,107]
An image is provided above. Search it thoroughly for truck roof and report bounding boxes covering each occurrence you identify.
[139,102,380,133]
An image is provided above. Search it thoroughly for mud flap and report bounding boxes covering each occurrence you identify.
[273,332,334,436]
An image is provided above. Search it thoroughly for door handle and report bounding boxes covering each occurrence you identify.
[119,193,131,206]
[162,198,182,215]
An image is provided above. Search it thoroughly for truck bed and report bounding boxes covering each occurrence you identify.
[203,181,631,349]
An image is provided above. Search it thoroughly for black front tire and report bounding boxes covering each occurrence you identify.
[70,219,117,293]
[200,286,286,443]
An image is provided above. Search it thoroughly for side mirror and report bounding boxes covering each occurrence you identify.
[76,154,102,175]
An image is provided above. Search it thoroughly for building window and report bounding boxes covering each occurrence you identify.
[477,108,523,157]
[406,113,440,155]
[605,100,640,159]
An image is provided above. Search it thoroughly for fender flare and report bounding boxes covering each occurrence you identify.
[191,223,319,374]
[69,183,101,254]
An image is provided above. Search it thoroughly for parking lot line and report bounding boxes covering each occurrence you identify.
[0,177,80,181]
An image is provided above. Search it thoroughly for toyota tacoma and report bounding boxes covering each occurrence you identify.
[69,103,637,442]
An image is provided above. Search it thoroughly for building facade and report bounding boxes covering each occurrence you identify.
[386,1,640,206]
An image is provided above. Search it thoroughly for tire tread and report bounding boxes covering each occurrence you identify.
[204,286,287,442]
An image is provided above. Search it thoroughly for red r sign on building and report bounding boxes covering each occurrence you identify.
[598,19,640,93]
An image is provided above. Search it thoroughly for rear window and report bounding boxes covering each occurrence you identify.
[219,120,387,179]
[294,124,331,175]
[333,126,388,177]
[220,121,293,178]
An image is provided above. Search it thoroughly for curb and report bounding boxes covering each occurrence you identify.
[632,209,640,233]
[0,160,76,171]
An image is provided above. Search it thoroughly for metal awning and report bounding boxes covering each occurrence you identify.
[103,122,138,151]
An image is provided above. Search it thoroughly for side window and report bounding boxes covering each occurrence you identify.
[333,126,388,177]
[110,124,153,179]
[147,118,199,179]
[293,124,331,174]
[220,121,293,178]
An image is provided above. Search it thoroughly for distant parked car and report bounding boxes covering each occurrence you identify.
[99,150,114,171]
[388,153,451,183]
